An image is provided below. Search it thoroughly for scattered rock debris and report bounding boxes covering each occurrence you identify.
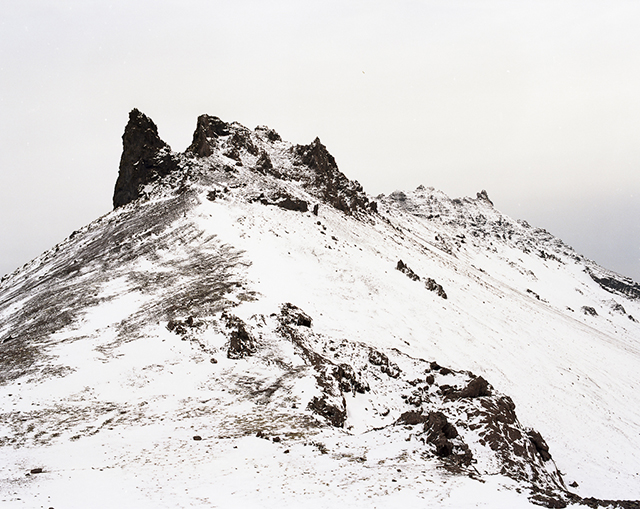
[396,260,447,299]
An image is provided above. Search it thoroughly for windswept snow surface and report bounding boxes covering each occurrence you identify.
[1,120,639,507]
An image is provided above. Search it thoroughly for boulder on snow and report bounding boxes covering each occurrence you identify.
[457,376,491,399]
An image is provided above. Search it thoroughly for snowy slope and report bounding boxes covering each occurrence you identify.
[1,111,639,508]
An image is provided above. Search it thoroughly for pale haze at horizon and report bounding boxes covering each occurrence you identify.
[1,0,639,281]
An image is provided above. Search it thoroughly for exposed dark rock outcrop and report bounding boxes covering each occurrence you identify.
[112,110,376,217]
[396,410,428,426]
[588,268,640,301]
[611,302,627,315]
[423,411,459,458]
[424,277,448,299]
[255,125,282,142]
[335,363,369,394]
[308,395,347,427]
[476,189,494,206]
[396,260,447,299]
[275,305,348,427]
[572,497,640,509]
[368,348,401,378]
[186,114,231,157]
[396,259,420,281]
[254,192,309,213]
[294,137,370,214]
[113,109,180,208]
[255,151,274,175]
[167,316,201,336]
[223,313,256,359]
[528,429,552,462]
[279,303,313,327]
[456,376,491,399]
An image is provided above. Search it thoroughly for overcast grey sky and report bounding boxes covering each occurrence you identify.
[1,0,639,281]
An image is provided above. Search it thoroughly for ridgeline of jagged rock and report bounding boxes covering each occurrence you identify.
[113,110,373,215]
[2,109,640,507]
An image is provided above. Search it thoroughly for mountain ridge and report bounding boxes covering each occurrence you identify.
[1,110,639,508]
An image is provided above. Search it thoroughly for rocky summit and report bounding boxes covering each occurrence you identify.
[1,111,639,508]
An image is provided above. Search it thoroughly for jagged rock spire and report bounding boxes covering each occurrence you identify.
[112,109,178,208]
[112,110,374,215]
[186,114,231,157]
[476,189,494,206]
[295,137,372,214]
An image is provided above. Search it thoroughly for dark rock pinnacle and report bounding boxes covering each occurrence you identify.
[186,114,231,157]
[294,137,370,214]
[112,109,179,208]
[476,190,494,206]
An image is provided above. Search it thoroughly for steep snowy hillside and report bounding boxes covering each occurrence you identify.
[1,110,639,508]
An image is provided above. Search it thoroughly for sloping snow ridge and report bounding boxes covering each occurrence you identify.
[1,110,639,509]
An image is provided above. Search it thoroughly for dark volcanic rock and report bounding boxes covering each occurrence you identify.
[397,260,447,299]
[424,411,458,457]
[587,269,640,301]
[368,348,401,378]
[279,303,313,327]
[254,192,309,213]
[255,151,274,175]
[186,114,231,157]
[457,376,491,398]
[528,429,552,462]
[167,316,200,336]
[397,410,428,426]
[476,189,494,206]
[272,196,308,213]
[255,125,282,142]
[113,109,179,208]
[334,363,369,394]
[424,277,448,299]
[223,314,256,359]
[308,395,347,427]
[396,260,420,281]
[294,137,369,214]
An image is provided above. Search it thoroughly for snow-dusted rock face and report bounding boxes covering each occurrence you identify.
[1,111,639,508]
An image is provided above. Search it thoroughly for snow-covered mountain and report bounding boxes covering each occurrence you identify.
[1,110,639,508]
